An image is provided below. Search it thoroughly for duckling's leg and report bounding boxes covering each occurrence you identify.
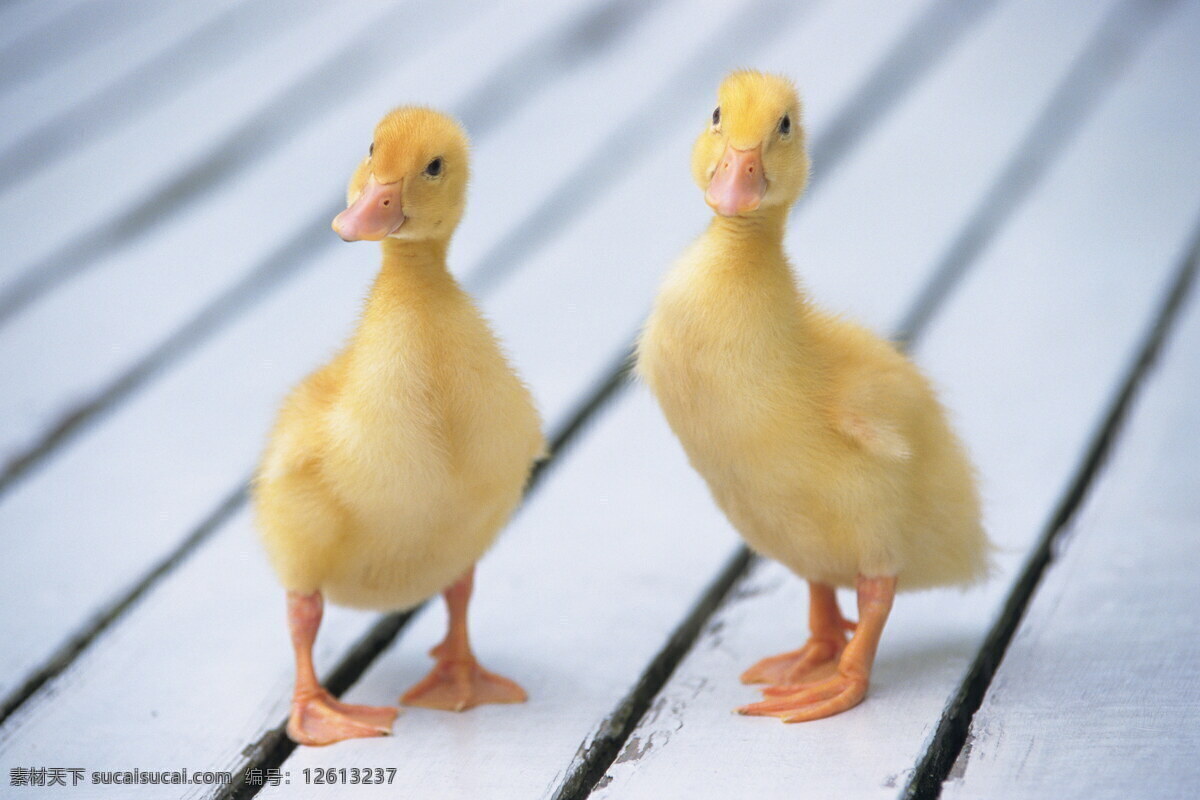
[286,591,398,746]
[740,581,855,685]
[739,574,896,723]
[401,567,527,711]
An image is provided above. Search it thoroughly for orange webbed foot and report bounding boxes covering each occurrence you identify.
[737,671,868,723]
[740,637,847,686]
[287,689,398,746]
[401,649,527,712]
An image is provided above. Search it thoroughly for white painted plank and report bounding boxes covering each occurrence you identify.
[0,0,333,279]
[596,2,1200,798]
[259,1,1098,796]
[941,271,1200,798]
[0,0,106,65]
[0,0,701,477]
[0,0,928,793]
[0,0,411,468]
[0,0,596,706]
[257,0,1118,793]
[0,0,789,708]
[0,0,245,155]
[482,0,943,427]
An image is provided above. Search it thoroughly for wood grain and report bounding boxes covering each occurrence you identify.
[595,1,1200,797]
[941,241,1200,800]
[0,0,594,708]
[0,1,928,796]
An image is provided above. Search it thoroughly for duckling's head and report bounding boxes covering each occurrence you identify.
[333,107,470,243]
[692,71,808,217]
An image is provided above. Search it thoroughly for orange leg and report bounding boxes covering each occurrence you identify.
[401,567,527,711]
[741,581,856,686]
[286,591,398,746]
[739,574,896,723]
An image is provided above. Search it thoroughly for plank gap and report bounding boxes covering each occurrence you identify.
[552,546,754,800]
[0,0,656,498]
[215,606,422,800]
[457,0,664,141]
[535,0,1017,794]
[465,0,818,296]
[0,482,246,726]
[895,0,1170,349]
[804,0,997,193]
[0,0,304,192]
[903,208,1200,800]
[0,0,446,327]
[0,219,333,500]
[211,340,638,799]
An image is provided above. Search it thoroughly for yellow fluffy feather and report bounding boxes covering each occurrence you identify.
[256,109,544,609]
[254,108,542,745]
[637,72,991,722]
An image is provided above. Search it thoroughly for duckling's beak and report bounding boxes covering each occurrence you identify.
[332,176,406,241]
[706,145,766,216]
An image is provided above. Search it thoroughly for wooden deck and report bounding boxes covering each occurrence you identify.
[1,0,1198,797]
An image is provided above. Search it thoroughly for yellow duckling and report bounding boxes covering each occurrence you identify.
[255,107,545,746]
[637,71,990,723]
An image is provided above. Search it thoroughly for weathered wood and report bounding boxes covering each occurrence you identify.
[0,0,432,309]
[253,1,1120,797]
[595,2,1200,797]
[0,0,596,709]
[477,0,944,429]
[940,251,1200,799]
[0,0,254,173]
[0,0,409,473]
[0,0,931,794]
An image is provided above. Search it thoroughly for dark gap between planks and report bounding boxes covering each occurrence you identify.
[895,0,1173,350]
[0,484,247,726]
[224,0,1004,796]
[567,1,1179,797]
[905,214,1200,800]
[553,0,1124,791]
[0,0,1077,793]
[219,0,836,792]
[466,0,816,297]
[0,0,450,326]
[215,356,633,800]
[0,0,661,499]
[0,0,302,192]
[564,0,1175,795]
[902,2,1183,796]
[0,0,660,727]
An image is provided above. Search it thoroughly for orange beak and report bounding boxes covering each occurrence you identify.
[705,145,766,216]
[332,176,406,241]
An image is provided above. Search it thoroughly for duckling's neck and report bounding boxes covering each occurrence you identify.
[696,206,802,301]
[686,204,820,367]
[366,237,457,311]
[706,206,789,250]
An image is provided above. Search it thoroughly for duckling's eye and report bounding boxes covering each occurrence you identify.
[369,142,374,157]
[424,157,443,177]
[712,106,721,126]
[779,114,791,135]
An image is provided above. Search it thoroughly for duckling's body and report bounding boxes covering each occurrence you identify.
[640,226,985,591]
[255,108,542,746]
[638,72,989,723]
[258,246,542,611]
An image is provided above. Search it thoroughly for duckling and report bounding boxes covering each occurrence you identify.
[637,71,990,723]
[254,107,545,746]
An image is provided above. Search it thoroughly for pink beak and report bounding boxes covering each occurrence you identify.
[705,145,766,216]
[332,176,406,241]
